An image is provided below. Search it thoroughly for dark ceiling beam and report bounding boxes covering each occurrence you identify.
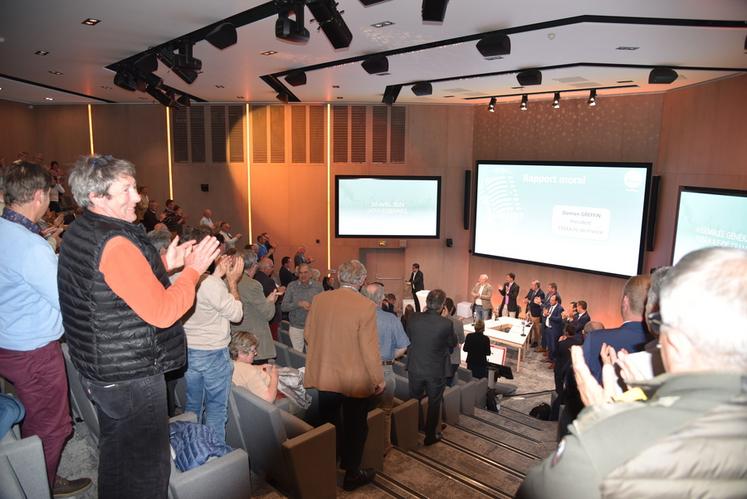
[0,72,117,103]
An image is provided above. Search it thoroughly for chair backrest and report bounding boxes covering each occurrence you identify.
[61,343,100,442]
[0,430,51,499]
[394,374,411,401]
[273,342,291,367]
[278,323,293,349]
[287,349,306,369]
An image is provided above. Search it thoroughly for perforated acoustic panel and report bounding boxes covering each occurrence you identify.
[251,105,267,163]
[211,106,227,163]
[309,105,325,164]
[189,107,205,163]
[227,105,244,163]
[291,106,306,163]
[172,107,188,163]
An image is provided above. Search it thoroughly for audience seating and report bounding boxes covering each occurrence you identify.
[286,348,306,370]
[273,342,292,368]
[227,385,337,498]
[390,398,419,451]
[61,344,100,444]
[278,321,293,349]
[0,427,51,499]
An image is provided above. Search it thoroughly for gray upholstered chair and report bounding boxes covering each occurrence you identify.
[0,427,51,499]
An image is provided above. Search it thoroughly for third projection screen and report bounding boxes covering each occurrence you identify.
[474,161,650,277]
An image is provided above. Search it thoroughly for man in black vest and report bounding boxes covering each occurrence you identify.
[58,155,220,499]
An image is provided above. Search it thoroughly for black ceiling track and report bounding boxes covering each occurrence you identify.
[0,72,117,104]
[260,75,302,103]
[465,83,639,101]
[260,14,747,100]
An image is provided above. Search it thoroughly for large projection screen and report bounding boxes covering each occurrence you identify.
[336,175,441,238]
[473,161,651,278]
[671,187,747,264]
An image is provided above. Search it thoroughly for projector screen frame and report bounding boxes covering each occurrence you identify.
[335,174,442,239]
[671,185,747,265]
[471,160,653,279]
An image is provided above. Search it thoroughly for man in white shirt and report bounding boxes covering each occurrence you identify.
[199,208,215,230]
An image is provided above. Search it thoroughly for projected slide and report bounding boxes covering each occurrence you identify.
[672,187,747,264]
[336,176,441,238]
[474,161,650,277]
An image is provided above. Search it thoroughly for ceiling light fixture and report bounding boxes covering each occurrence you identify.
[156,42,201,84]
[588,89,597,107]
[35,50,49,56]
[48,70,64,76]
[552,92,560,109]
[275,1,310,44]
[488,96,496,112]
[422,0,449,22]
[332,85,340,88]
[616,46,639,51]
[370,21,394,28]
[517,69,542,86]
[520,94,528,111]
[276,92,290,103]
[260,50,278,56]
[285,70,307,87]
[215,84,225,88]
[306,0,353,49]
[81,18,101,26]
[205,22,238,49]
[113,68,138,91]
[45,97,54,101]
[411,81,432,96]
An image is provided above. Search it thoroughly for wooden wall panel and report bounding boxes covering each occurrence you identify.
[32,105,89,170]
[0,100,35,165]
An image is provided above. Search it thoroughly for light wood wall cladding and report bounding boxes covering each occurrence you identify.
[90,105,170,205]
[0,100,35,165]
[648,74,747,270]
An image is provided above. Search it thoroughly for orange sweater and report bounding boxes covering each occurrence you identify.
[99,236,199,328]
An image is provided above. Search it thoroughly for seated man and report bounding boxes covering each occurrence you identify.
[517,247,747,498]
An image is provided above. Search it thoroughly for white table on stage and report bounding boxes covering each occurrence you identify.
[463,317,531,372]
[403,290,429,313]
[456,301,472,318]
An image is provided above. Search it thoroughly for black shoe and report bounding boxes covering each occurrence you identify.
[530,342,538,348]
[424,432,443,446]
[343,468,377,491]
[53,476,92,498]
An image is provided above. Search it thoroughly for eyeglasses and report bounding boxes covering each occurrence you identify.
[88,155,113,168]
[646,311,673,337]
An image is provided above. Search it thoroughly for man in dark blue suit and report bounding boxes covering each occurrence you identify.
[542,294,564,365]
[582,275,651,382]
[571,300,591,335]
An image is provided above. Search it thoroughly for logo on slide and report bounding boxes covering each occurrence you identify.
[624,170,644,190]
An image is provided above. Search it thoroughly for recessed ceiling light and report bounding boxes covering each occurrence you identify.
[332,85,340,89]
[371,21,394,28]
[215,84,225,88]
[35,50,49,56]
[260,50,277,56]
[336,96,343,99]
[100,85,112,90]
[82,18,101,26]
[48,70,64,76]
[616,80,634,83]
[45,97,54,101]
[616,46,639,51]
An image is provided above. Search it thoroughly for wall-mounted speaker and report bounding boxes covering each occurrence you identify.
[463,169,471,230]
[649,67,678,84]
[422,0,449,22]
[645,175,660,251]
[446,238,453,247]
[476,33,511,59]
[516,69,542,86]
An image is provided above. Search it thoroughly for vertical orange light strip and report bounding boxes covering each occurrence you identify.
[87,104,95,155]
[326,103,332,272]
[165,108,174,199]
[245,103,253,242]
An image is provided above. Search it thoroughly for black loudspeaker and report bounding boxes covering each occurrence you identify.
[645,175,660,251]
[517,69,542,86]
[134,53,158,74]
[382,84,401,105]
[205,22,238,49]
[361,55,388,75]
[285,70,307,87]
[649,67,678,84]
[306,0,353,49]
[476,33,511,59]
[411,82,432,96]
[422,0,449,22]
[446,238,453,247]
[463,170,471,230]
[200,184,209,192]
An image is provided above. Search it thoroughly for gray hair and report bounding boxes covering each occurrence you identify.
[240,249,258,272]
[337,260,367,287]
[361,283,385,305]
[659,247,747,371]
[426,289,446,312]
[68,155,136,208]
[645,266,672,317]
[147,229,172,253]
[311,268,321,281]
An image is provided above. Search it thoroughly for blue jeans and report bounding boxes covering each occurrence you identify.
[473,305,491,321]
[185,348,233,443]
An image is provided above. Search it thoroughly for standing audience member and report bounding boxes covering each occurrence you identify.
[401,304,415,331]
[0,162,92,496]
[406,289,457,445]
[141,199,161,232]
[406,263,425,313]
[279,256,296,287]
[517,247,747,498]
[199,208,215,230]
[471,274,493,320]
[304,260,385,491]
[254,257,283,343]
[58,155,220,499]
[281,263,323,352]
[181,228,244,443]
[135,186,149,221]
[293,246,313,267]
[443,298,466,386]
[463,320,491,379]
[571,300,591,335]
[497,272,520,318]
[524,280,545,348]
[361,283,410,454]
[231,250,279,364]
[47,161,65,213]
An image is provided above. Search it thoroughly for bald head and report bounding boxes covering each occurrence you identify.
[361,283,385,305]
[258,257,274,273]
[621,274,651,321]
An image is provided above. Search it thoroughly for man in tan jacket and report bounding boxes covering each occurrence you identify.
[304,259,385,491]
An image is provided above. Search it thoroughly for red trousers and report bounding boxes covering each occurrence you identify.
[0,341,72,486]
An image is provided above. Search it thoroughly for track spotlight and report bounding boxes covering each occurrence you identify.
[146,86,174,107]
[176,94,191,107]
[422,0,449,22]
[134,53,158,74]
[552,92,560,109]
[285,70,307,86]
[306,0,353,49]
[476,33,511,59]
[361,54,389,75]
[488,96,496,112]
[382,84,401,105]
[275,1,310,43]
[411,81,432,96]
[520,94,528,111]
[588,89,597,107]
[205,22,238,49]
[648,67,678,84]
[276,92,290,103]
[113,69,138,91]
[156,43,200,84]
[135,72,163,93]
[517,69,542,86]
